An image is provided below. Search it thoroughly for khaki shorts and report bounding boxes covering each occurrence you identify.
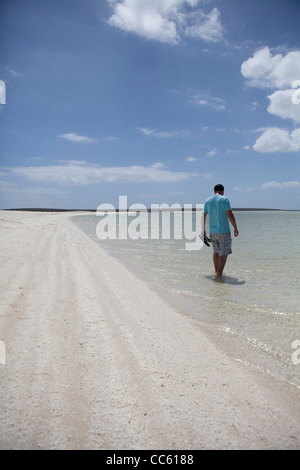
[210,233,232,255]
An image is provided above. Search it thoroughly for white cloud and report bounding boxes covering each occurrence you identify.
[241,47,300,89]
[106,1,223,44]
[107,0,179,44]
[58,133,98,144]
[267,89,300,123]
[184,8,223,43]
[253,127,300,153]
[138,127,191,138]
[206,149,217,157]
[186,156,197,162]
[260,180,300,190]
[241,47,300,153]
[138,127,175,138]
[192,92,226,111]
[8,161,197,185]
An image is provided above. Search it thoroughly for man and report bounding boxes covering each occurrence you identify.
[202,184,239,278]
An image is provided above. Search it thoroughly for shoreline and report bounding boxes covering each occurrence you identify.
[71,211,300,391]
[0,211,299,449]
[1,207,299,212]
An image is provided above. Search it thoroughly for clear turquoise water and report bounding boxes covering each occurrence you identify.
[71,211,300,388]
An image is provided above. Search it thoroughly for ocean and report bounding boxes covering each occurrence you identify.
[71,210,300,389]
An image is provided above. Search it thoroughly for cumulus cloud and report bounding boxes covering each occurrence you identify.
[8,161,197,185]
[267,89,300,123]
[253,127,300,153]
[107,0,179,44]
[106,0,223,44]
[260,180,300,190]
[241,47,300,89]
[58,133,98,144]
[241,47,300,153]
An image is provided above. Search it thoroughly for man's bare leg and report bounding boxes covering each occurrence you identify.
[213,252,219,274]
[213,253,228,277]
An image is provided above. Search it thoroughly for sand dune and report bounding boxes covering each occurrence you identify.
[0,211,299,449]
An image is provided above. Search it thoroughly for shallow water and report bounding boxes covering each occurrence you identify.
[71,211,300,388]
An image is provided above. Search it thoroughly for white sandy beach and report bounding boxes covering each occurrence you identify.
[0,210,299,450]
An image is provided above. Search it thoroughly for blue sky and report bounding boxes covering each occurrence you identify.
[0,0,300,210]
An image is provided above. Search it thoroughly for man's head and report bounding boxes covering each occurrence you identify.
[214,184,224,195]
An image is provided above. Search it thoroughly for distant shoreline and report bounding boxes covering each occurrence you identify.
[1,208,299,213]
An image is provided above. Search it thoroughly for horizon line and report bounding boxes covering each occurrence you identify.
[1,207,299,212]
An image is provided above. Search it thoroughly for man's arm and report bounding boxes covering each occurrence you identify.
[226,210,239,237]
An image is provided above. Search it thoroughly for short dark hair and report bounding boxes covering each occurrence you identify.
[214,184,224,192]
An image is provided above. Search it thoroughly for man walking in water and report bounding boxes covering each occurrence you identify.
[202,184,239,278]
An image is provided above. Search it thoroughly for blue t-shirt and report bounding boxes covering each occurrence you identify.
[204,195,231,234]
